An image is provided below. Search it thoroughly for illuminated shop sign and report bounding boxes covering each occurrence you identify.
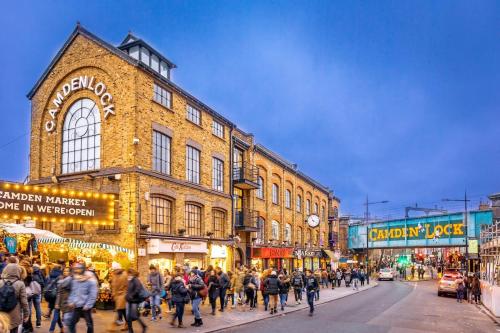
[368,221,464,242]
[45,76,115,132]
[0,182,114,225]
[251,247,294,259]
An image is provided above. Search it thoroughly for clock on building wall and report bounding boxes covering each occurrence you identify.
[307,215,320,228]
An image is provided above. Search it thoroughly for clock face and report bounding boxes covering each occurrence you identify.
[307,215,320,228]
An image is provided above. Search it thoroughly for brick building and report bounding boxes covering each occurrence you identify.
[26,25,340,275]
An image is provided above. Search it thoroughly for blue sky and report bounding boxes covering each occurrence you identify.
[0,1,498,217]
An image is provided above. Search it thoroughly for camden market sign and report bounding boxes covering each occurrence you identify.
[368,221,465,242]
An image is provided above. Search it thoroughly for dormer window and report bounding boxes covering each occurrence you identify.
[119,33,177,80]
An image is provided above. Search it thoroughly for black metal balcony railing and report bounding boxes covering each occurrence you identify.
[235,208,259,231]
[233,162,259,189]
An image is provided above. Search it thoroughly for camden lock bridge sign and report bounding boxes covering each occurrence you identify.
[348,210,493,250]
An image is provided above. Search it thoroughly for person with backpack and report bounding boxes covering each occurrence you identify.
[304,269,319,317]
[125,268,148,333]
[67,263,98,333]
[49,267,71,333]
[187,270,206,327]
[0,262,29,333]
[146,265,163,321]
[264,271,279,315]
[292,270,304,304]
[170,274,188,328]
[43,263,63,320]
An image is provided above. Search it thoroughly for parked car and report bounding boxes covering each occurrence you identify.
[437,274,458,296]
[378,268,395,281]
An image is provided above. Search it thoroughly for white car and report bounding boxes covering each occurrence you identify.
[378,268,395,281]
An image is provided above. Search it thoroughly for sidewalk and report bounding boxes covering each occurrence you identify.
[72,282,377,332]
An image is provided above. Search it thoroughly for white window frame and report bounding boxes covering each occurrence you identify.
[186,145,200,184]
[272,184,279,205]
[271,220,280,240]
[187,104,201,125]
[212,157,224,192]
[256,177,264,199]
[212,120,224,138]
[153,83,172,109]
[285,189,291,209]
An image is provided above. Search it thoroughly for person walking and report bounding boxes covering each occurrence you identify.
[163,269,173,314]
[278,274,290,311]
[320,270,329,289]
[67,263,98,333]
[146,265,163,321]
[216,268,230,312]
[49,267,71,333]
[471,275,481,304]
[264,271,279,315]
[455,275,465,303]
[226,271,236,308]
[169,274,188,328]
[234,269,244,305]
[351,269,359,291]
[304,269,318,317]
[328,269,336,290]
[344,269,351,287]
[30,263,45,328]
[125,268,148,333]
[243,270,257,309]
[111,263,128,329]
[187,270,206,327]
[291,270,303,304]
[0,262,29,333]
[336,269,342,287]
[24,270,41,332]
[43,263,64,320]
[207,270,220,315]
[359,269,366,287]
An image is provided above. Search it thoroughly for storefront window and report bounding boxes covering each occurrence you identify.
[149,258,173,273]
[62,98,101,174]
[213,209,226,238]
[151,196,172,234]
[185,204,202,236]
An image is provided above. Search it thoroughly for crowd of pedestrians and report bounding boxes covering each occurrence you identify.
[0,252,372,333]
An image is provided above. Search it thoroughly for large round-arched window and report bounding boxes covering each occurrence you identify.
[62,98,101,174]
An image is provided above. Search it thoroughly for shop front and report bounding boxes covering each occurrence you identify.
[209,243,232,272]
[294,248,326,271]
[146,238,208,272]
[250,247,294,271]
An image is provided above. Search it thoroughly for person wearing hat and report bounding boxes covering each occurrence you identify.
[0,262,29,333]
[263,271,280,315]
[111,262,128,329]
[67,263,98,333]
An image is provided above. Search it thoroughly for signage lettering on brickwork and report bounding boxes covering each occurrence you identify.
[45,76,115,132]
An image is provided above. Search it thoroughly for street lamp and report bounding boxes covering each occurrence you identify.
[364,196,389,284]
[442,191,470,277]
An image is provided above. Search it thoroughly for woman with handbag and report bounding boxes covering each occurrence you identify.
[169,274,188,328]
[243,270,257,309]
[188,271,206,327]
[125,269,148,333]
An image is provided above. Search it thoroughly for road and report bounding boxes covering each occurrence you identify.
[219,281,499,333]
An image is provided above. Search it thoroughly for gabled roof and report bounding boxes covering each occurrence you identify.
[118,32,177,69]
[27,24,139,99]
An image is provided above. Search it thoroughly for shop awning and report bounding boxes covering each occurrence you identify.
[0,223,63,240]
[37,237,133,256]
[322,249,338,261]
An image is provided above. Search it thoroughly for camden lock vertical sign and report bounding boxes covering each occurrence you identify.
[45,76,116,132]
[0,182,114,224]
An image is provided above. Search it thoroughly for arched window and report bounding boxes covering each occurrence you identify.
[185,204,202,236]
[256,177,264,199]
[257,217,265,243]
[62,98,101,174]
[285,223,292,244]
[296,195,302,212]
[151,196,173,234]
[212,209,226,238]
[306,199,311,215]
[297,227,303,246]
[271,220,280,240]
[272,184,279,204]
[285,189,291,208]
[314,203,319,214]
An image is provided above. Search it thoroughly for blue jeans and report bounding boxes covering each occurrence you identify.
[263,293,269,309]
[279,294,287,308]
[150,294,161,319]
[307,291,315,313]
[29,294,42,325]
[173,302,185,323]
[192,297,202,319]
[49,308,63,331]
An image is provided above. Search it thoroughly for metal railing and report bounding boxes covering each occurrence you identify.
[233,162,259,184]
[235,208,259,228]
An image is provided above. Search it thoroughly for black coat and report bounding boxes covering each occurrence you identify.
[207,275,220,298]
[126,277,144,304]
[278,280,290,294]
[170,279,188,303]
[264,276,279,295]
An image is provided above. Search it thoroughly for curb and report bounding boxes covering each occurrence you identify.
[474,303,500,326]
[203,283,379,332]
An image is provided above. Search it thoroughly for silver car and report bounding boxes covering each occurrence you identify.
[437,274,458,296]
[378,268,395,281]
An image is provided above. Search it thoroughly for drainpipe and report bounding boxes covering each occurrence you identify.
[229,126,235,267]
